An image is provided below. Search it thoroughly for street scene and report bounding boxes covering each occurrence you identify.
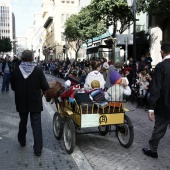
[0,74,170,170]
[1,0,170,170]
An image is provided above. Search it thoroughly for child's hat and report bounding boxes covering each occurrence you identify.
[110,70,122,85]
[91,80,100,88]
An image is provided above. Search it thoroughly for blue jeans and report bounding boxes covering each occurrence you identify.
[1,73,10,91]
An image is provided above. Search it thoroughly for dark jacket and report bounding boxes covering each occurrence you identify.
[148,59,170,118]
[10,66,49,112]
[2,61,12,73]
[12,58,21,70]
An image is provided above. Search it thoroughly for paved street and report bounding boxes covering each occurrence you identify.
[0,77,78,170]
[0,74,170,170]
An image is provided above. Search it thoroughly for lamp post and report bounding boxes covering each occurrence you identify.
[127,0,137,83]
[65,36,68,59]
[44,46,47,61]
[11,40,17,58]
[127,0,136,62]
[38,49,40,62]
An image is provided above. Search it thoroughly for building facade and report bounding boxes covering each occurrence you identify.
[33,14,45,61]
[41,0,80,60]
[0,0,16,57]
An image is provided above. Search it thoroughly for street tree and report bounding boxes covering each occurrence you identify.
[90,0,134,37]
[64,6,105,60]
[78,6,106,47]
[137,0,170,16]
[0,37,12,53]
[64,14,83,61]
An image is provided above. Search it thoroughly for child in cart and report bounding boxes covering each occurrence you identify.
[60,79,108,110]
[88,80,108,108]
[107,70,131,107]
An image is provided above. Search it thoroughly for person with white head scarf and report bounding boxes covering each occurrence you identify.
[10,50,49,156]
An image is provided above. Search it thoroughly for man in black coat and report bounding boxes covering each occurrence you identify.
[11,55,21,71]
[10,50,49,156]
[142,41,170,158]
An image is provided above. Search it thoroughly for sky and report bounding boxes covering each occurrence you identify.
[11,0,42,37]
[11,0,91,37]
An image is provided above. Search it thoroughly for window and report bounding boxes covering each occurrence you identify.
[61,14,65,25]
[71,0,74,3]
[61,0,65,3]
[61,32,65,41]
[66,14,69,20]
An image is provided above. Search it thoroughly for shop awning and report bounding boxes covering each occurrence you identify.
[86,45,112,54]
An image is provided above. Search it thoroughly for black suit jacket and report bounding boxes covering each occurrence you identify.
[10,66,49,112]
[148,59,170,118]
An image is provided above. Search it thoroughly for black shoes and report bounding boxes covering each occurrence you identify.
[142,148,158,158]
[20,143,26,147]
[19,141,26,147]
[18,139,26,147]
[34,151,41,156]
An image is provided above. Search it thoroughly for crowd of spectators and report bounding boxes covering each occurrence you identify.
[38,53,154,110]
[0,53,154,110]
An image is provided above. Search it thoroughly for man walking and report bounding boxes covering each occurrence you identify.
[11,55,21,71]
[1,55,11,92]
[142,41,170,158]
[10,50,49,156]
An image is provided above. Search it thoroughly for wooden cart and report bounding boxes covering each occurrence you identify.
[52,95,134,154]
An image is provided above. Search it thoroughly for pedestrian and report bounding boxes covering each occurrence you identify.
[105,63,117,89]
[10,50,49,156]
[11,55,21,71]
[0,57,3,79]
[142,41,170,158]
[145,52,152,70]
[84,61,105,90]
[1,55,12,92]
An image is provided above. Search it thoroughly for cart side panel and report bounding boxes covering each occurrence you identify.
[99,113,124,125]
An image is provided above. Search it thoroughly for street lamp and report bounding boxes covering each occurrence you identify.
[43,46,47,60]
[38,49,40,62]
[127,0,137,83]
[127,0,136,62]
[63,45,66,60]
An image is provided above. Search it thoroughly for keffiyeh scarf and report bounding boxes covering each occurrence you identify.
[19,62,36,79]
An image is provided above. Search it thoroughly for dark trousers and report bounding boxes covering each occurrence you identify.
[1,73,10,91]
[18,112,43,153]
[149,115,170,152]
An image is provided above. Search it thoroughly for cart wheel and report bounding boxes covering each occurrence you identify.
[63,118,76,154]
[53,112,63,140]
[116,115,134,148]
[98,125,109,136]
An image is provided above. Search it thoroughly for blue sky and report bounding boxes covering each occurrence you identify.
[11,0,42,37]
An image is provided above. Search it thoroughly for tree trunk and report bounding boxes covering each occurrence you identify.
[75,51,78,61]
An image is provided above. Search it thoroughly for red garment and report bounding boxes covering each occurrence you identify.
[123,67,133,76]
[60,84,80,99]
